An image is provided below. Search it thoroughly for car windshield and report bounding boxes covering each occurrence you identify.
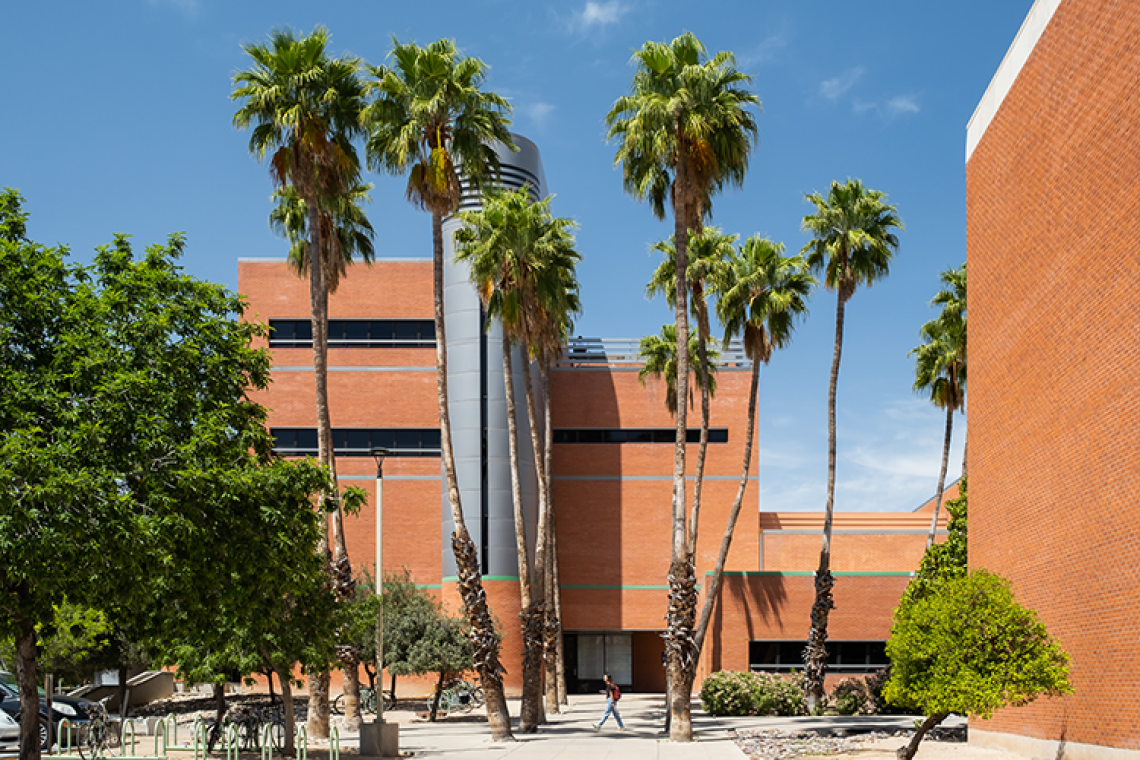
[0,673,45,697]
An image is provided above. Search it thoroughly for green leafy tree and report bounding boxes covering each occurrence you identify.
[900,479,968,608]
[364,37,516,742]
[0,189,321,760]
[886,569,1072,760]
[606,33,759,740]
[800,179,902,708]
[231,26,369,735]
[454,186,580,729]
[910,263,967,551]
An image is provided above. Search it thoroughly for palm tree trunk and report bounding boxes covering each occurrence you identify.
[305,199,336,740]
[686,292,712,560]
[926,404,954,551]
[519,341,550,728]
[540,362,568,709]
[804,294,846,711]
[694,360,759,653]
[666,136,696,742]
[432,210,514,742]
[502,338,542,733]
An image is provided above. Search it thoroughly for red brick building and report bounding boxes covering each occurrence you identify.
[238,134,947,698]
[238,248,948,696]
[966,0,1140,756]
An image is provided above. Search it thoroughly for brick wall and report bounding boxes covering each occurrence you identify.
[967,0,1140,748]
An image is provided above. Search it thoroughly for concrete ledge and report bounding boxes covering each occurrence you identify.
[972,728,1140,760]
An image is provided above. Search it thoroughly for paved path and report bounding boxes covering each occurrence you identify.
[350,694,747,760]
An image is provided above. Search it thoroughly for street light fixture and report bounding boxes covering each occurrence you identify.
[361,448,397,756]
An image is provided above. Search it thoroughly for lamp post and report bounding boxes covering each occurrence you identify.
[361,448,398,756]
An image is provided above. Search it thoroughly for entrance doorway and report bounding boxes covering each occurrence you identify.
[564,633,631,692]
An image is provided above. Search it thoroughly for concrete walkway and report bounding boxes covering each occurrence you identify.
[348,694,747,759]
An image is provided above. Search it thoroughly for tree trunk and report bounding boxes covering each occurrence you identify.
[428,671,446,722]
[897,713,949,760]
[15,609,40,760]
[540,362,567,709]
[686,288,712,560]
[275,663,297,758]
[212,683,226,717]
[432,210,514,742]
[694,361,760,653]
[502,338,542,733]
[926,403,955,551]
[341,655,362,733]
[804,294,847,711]
[665,125,697,742]
[519,339,549,729]
[304,195,335,741]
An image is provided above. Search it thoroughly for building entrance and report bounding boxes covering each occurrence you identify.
[564,633,631,692]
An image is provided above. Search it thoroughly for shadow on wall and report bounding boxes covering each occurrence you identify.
[707,574,787,672]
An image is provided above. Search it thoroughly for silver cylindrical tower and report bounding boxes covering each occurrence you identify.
[441,135,547,579]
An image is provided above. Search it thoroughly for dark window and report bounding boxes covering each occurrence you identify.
[553,428,729,444]
[272,428,441,457]
[748,640,889,673]
[268,319,435,348]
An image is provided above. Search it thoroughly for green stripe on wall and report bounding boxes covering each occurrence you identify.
[712,570,914,578]
[440,575,520,583]
[560,584,703,591]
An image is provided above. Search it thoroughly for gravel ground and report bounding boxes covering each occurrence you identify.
[732,727,967,760]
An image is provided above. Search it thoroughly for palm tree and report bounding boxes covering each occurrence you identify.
[269,181,375,730]
[647,228,736,560]
[638,325,719,412]
[363,37,516,742]
[932,263,968,478]
[232,25,366,738]
[694,236,814,651]
[910,263,966,550]
[800,178,902,709]
[606,33,759,740]
[270,182,376,295]
[453,187,580,731]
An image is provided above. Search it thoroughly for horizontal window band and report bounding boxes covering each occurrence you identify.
[715,571,915,578]
[555,428,728,444]
[273,366,437,372]
[553,475,757,481]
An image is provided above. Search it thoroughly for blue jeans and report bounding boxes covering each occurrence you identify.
[597,698,624,728]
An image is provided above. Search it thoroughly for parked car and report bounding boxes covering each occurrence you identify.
[0,672,94,749]
[0,706,18,747]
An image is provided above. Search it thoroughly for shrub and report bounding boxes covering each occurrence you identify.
[830,678,869,715]
[699,670,805,717]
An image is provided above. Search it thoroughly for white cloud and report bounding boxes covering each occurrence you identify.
[886,95,921,116]
[819,67,864,100]
[738,26,789,69]
[572,1,629,30]
[522,101,555,128]
[759,396,963,513]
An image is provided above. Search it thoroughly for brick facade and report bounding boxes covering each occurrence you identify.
[239,250,947,698]
[966,0,1140,752]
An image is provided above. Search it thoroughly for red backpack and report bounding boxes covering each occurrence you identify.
[611,683,621,701]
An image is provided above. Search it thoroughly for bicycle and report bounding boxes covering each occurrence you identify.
[331,687,394,715]
[77,697,120,760]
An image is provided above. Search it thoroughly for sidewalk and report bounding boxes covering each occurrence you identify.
[348,694,747,759]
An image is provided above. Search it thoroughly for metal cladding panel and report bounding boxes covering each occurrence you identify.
[441,135,547,580]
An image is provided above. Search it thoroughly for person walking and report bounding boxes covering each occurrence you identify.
[593,674,624,731]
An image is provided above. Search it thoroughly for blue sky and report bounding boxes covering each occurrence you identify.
[2,1,1032,512]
